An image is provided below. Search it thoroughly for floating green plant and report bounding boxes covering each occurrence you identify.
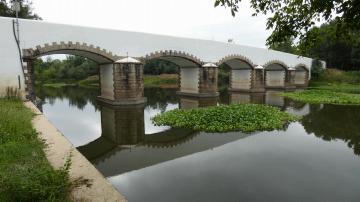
[282,90,360,105]
[152,104,300,133]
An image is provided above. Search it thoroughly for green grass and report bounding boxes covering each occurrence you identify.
[144,75,178,88]
[309,82,360,94]
[282,90,360,105]
[152,104,300,133]
[0,99,72,201]
[42,83,77,88]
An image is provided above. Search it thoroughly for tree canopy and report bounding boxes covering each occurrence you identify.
[214,0,360,48]
[0,0,40,19]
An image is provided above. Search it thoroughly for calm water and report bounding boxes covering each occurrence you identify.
[36,86,360,202]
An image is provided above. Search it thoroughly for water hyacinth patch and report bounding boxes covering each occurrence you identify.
[152,104,300,133]
[282,90,360,105]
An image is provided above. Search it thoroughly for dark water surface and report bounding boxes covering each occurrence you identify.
[36,86,360,202]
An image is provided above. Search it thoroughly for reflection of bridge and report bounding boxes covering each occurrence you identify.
[0,17,315,103]
[77,93,311,177]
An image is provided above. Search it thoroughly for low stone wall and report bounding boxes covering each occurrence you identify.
[24,101,126,202]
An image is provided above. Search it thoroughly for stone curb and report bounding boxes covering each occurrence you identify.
[24,101,127,202]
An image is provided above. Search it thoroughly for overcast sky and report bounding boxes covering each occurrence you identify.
[32,0,271,48]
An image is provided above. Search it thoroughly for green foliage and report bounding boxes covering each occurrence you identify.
[144,75,178,88]
[311,69,360,85]
[144,59,178,75]
[310,58,325,79]
[269,37,297,54]
[214,0,360,48]
[152,104,300,133]
[34,55,98,84]
[298,21,360,70]
[282,90,360,105]
[0,0,41,19]
[0,99,71,201]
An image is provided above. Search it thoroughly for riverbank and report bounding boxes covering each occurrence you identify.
[0,98,126,201]
[0,98,71,201]
[38,74,178,89]
[283,69,360,105]
[24,101,127,201]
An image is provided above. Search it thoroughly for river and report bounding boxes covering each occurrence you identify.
[36,86,360,202]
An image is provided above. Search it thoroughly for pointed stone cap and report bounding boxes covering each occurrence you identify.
[115,56,141,64]
[288,67,295,71]
[254,65,264,69]
[202,63,217,67]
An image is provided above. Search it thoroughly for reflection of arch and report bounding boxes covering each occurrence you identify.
[217,54,255,69]
[141,50,203,67]
[22,41,119,64]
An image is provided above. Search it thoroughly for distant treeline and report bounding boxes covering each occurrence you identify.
[270,20,360,71]
[34,56,179,83]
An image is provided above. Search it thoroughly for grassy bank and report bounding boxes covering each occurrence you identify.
[152,104,300,133]
[0,99,71,201]
[144,74,178,88]
[282,90,360,105]
[283,69,360,104]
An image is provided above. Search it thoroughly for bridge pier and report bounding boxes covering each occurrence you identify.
[98,57,147,105]
[177,63,219,98]
[22,59,36,100]
[285,68,296,90]
[229,67,265,93]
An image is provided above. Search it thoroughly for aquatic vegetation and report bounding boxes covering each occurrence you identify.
[282,90,360,105]
[0,99,72,201]
[152,104,300,133]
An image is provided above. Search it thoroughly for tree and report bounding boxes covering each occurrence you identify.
[268,37,296,54]
[214,0,360,49]
[298,20,360,70]
[0,0,41,19]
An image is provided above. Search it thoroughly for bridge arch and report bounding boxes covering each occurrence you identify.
[141,50,203,67]
[22,41,119,64]
[294,63,310,87]
[21,41,120,101]
[217,54,255,91]
[141,50,217,97]
[263,60,288,88]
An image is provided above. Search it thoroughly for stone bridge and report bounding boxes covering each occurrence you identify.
[1,17,314,104]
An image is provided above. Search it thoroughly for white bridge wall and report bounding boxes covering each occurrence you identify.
[0,17,316,96]
[100,64,114,100]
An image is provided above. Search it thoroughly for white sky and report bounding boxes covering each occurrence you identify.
[32,0,271,48]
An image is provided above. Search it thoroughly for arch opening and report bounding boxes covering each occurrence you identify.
[264,63,287,88]
[294,65,309,85]
[218,57,255,91]
[143,51,203,95]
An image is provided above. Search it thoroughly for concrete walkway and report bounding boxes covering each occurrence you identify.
[24,101,127,202]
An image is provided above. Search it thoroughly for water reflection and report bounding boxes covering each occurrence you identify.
[78,101,254,176]
[302,104,360,155]
[36,86,360,202]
